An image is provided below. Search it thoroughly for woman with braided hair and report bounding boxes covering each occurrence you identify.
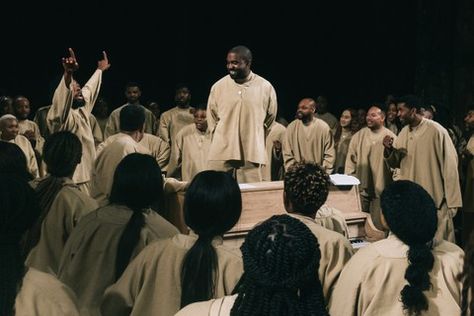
[101,170,243,316]
[58,153,178,316]
[176,214,329,315]
[330,180,464,316]
[25,131,98,273]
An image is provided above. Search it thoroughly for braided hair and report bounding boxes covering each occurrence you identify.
[284,161,330,215]
[109,153,163,280]
[461,231,474,316]
[381,180,437,315]
[180,170,242,308]
[231,214,328,316]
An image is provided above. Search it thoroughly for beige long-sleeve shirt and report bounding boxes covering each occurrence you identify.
[345,126,397,199]
[101,234,243,316]
[26,178,98,274]
[289,213,353,301]
[207,72,277,164]
[329,234,464,316]
[385,118,462,209]
[283,118,335,173]
[58,204,178,316]
[16,268,79,316]
[167,123,211,181]
[159,106,195,145]
[104,104,157,138]
[18,119,45,153]
[46,70,102,184]
[262,121,286,181]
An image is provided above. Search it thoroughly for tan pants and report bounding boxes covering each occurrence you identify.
[435,202,456,243]
[207,160,262,183]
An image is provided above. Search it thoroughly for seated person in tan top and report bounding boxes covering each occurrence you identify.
[176,214,329,316]
[330,180,464,316]
[101,170,244,316]
[58,153,178,315]
[283,161,353,301]
[0,175,79,316]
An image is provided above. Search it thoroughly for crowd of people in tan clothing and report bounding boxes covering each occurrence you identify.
[0,45,473,315]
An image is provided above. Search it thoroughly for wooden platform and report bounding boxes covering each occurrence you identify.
[162,180,366,240]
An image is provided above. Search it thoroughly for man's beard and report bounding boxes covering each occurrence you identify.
[72,98,86,109]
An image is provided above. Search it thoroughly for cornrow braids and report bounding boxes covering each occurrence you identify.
[284,161,330,215]
[381,180,437,315]
[231,214,328,316]
[461,232,474,316]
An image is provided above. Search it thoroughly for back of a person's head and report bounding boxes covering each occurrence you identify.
[381,180,437,315]
[109,153,163,211]
[397,94,421,110]
[0,174,41,316]
[0,142,31,181]
[181,170,242,308]
[110,153,163,280]
[231,214,328,316]
[119,104,145,132]
[43,131,82,177]
[284,161,330,215]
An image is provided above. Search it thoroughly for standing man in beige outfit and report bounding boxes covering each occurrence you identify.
[47,48,110,195]
[207,45,277,183]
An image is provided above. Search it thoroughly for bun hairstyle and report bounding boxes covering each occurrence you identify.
[381,180,437,315]
[231,214,328,316]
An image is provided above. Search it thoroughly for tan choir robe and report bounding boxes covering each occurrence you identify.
[175,295,237,316]
[464,135,474,212]
[91,133,152,206]
[315,204,350,237]
[288,213,353,301]
[18,119,45,153]
[283,118,335,173]
[58,204,178,316]
[2,135,39,178]
[167,123,211,181]
[207,72,277,165]
[97,132,170,171]
[26,178,98,274]
[385,118,462,242]
[159,106,195,145]
[89,113,104,144]
[262,121,286,181]
[46,70,102,186]
[104,104,157,138]
[345,127,397,229]
[101,234,243,316]
[34,105,51,139]
[329,234,464,316]
[16,268,79,316]
[333,129,352,174]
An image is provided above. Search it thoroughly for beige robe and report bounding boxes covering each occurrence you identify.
[91,133,152,206]
[315,204,350,237]
[175,294,237,316]
[333,129,352,174]
[16,268,79,316]
[385,118,462,241]
[34,105,51,139]
[262,121,286,181]
[46,70,102,185]
[26,178,98,274]
[283,118,335,173]
[2,135,39,178]
[289,213,353,301]
[101,234,243,316]
[159,106,195,145]
[58,204,178,316]
[18,119,45,153]
[89,113,104,144]
[464,135,474,212]
[329,234,464,316]
[207,72,277,165]
[104,104,157,139]
[167,123,211,181]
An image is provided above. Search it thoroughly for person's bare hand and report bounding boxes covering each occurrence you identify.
[97,51,111,71]
[62,48,79,74]
[383,135,394,149]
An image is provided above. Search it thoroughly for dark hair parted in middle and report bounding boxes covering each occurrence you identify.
[181,170,242,307]
[284,161,330,215]
[109,153,164,280]
[381,180,437,315]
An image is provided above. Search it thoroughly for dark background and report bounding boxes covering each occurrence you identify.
[1,1,472,122]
